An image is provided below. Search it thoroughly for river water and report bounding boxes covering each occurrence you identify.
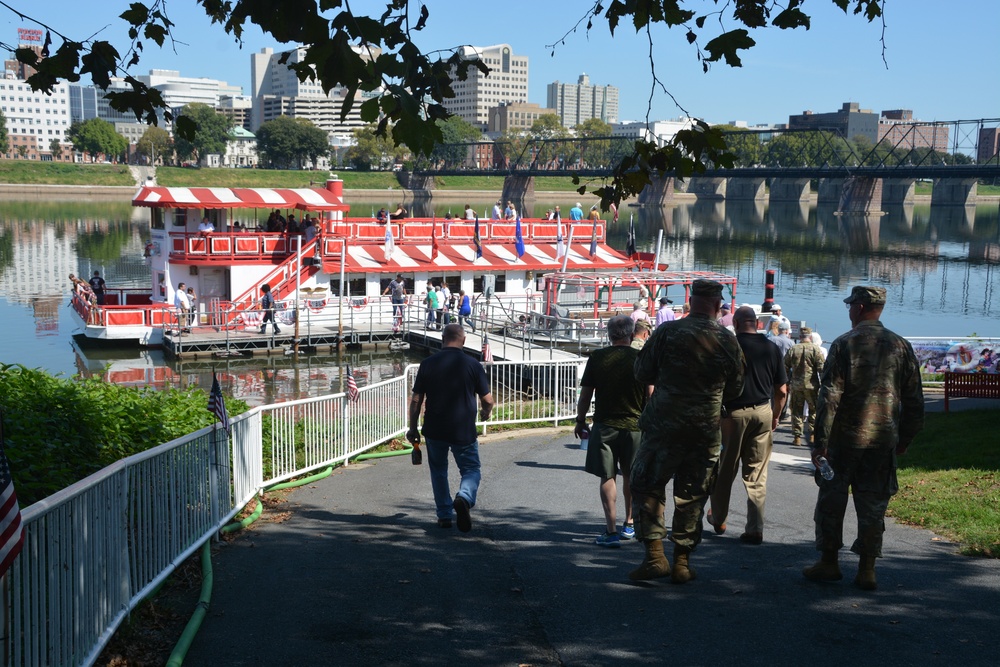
[1,196,997,403]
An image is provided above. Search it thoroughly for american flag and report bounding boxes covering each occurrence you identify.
[481,333,493,364]
[610,201,619,224]
[555,213,566,259]
[208,372,231,435]
[0,414,24,579]
[345,366,360,402]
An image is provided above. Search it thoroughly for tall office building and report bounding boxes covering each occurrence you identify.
[788,102,879,143]
[443,44,528,131]
[547,74,618,129]
[137,69,243,118]
[250,46,379,140]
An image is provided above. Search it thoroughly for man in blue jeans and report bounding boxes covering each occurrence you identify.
[407,324,495,531]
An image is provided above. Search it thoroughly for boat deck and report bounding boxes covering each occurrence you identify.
[163,323,585,362]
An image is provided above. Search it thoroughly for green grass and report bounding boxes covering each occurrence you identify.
[0,159,134,185]
[889,409,1000,556]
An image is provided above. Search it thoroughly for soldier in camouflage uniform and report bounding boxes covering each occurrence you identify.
[628,279,744,584]
[784,326,826,446]
[803,286,924,591]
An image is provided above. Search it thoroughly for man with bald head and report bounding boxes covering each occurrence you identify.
[803,286,924,591]
[708,306,787,545]
[628,279,744,584]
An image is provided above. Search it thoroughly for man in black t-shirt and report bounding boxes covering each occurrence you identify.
[575,315,647,548]
[407,324,495,531]
[708,305,787,545]
[89,271,107,305]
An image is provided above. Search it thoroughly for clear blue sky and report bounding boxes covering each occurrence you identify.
[6,0,998,125]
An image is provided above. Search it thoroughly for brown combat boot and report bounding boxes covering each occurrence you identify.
[792,436,802,447]
[855,555,877,591]
[628,539,671,581]
[671,547,696,584]
[803,550,843,582]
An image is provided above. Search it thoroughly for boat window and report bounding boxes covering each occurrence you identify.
[150,208,164,230]
[329,278,367,297]
[172,209,187,227]
[474,274,505,294]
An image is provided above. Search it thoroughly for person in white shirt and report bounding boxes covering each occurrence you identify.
[464,204,476,220]
[768,304,791,331]
[629,302,650,324]
[174,282,192,333]
[198,217,215,233]
[491,200,503,220]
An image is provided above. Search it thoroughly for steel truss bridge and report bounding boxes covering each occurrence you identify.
[412,118,1000,181]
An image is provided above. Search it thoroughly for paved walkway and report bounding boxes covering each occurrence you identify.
[184,395,998,666]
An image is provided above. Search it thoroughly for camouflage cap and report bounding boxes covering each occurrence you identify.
[635,318,653,333]
[690,279,723,299]
[843,285,887,305]
[800,326,812,336]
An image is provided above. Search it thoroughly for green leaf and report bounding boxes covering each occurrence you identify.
[703,29,756,67]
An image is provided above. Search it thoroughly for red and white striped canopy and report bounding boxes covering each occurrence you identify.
[132,186,348,211]
[322,241,631,274]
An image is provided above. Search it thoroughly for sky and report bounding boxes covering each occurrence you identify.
[4,0,998,126]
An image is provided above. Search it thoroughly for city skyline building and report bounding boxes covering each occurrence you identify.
[613,117,696,147]
[546,73,618,129]
[487,101,557,134]
[443,44,528,131]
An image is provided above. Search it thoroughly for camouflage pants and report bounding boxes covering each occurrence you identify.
[813,446,898,557]
[789,387,818,438]
[630,433,720,550]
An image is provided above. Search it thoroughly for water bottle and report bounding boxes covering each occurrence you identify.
[411,442,422,465]
[817,456,834,481]
[580,426,590,451]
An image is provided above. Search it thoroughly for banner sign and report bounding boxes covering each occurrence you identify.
[908,337,999,375]
[18,28,43,42]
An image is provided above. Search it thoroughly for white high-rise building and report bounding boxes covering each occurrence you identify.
[443,44,528,131]
[0,76,71,159]
[250,46,380,141]
[137,69,243,117]
[547,74,618,129]
[613,118,696,147]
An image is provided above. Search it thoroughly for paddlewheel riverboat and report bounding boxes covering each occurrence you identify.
[70,178,653,348]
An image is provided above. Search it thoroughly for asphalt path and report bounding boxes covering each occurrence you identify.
[184,395,999,666]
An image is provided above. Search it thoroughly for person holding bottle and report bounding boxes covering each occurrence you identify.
[574,315,647,548]
[803,286,924,591]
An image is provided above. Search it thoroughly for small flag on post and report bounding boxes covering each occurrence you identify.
[345,366,360,402]
[473,214,482,259]
[514,215,525,258]
[383,224,394,262]
[589,217,598,259]
[556,213,566,260]
[431,217,439,261]
[208,371,231,435]
[626,213,637,258]
[610,201,619,224]
[0,413,24,579]
[481,333,493,364]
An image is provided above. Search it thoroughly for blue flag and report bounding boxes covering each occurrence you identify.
[589,217,598,259]
[473,214,482,259]
[514,215,525,258]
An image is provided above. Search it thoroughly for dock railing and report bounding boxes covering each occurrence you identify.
[8,358,588,667]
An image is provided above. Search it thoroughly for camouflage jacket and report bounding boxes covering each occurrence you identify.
[634,313,744,446]
[784,341,825,391]
[815,320,924,450]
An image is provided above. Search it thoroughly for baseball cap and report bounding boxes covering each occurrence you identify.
[770,304,782,311]
[843,285,887,305]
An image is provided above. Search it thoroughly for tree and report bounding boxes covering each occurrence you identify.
[10,1,887,206]
[0,108,7,155]
[16,145,28,159]
[428,116,482,169]
[294,118,331,169]
[576,118,614,168]
[136,126,171,165]
[67,118,128,161]
[48,138,62,160]
[345,124,400,171]
[173,103,232,163]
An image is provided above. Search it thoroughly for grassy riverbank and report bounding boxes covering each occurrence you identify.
[0,160,134,185]
[889,409,999,557]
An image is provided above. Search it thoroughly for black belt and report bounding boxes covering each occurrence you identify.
[727,401,770,412]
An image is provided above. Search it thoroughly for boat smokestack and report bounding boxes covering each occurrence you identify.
[761,269,775,313]
[326,178,343,197]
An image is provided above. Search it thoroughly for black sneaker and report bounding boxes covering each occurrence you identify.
[454,495,472,533]
[437,518,452,529]
[274,328,281,334]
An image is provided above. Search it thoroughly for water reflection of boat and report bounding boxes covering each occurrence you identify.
[70,178,635,348]
[72,337,424,405]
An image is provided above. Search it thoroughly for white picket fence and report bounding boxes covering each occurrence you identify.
[7,358,586,667]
